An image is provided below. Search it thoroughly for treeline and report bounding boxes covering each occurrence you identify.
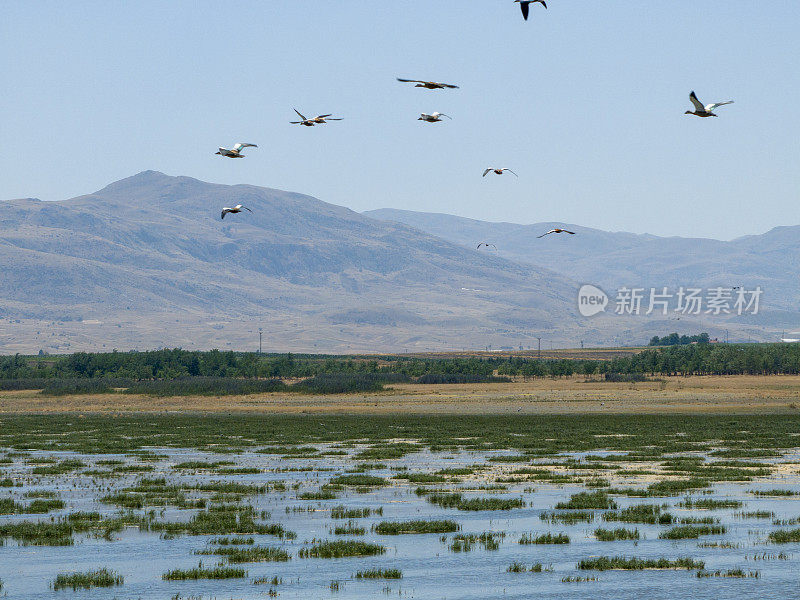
[0,350,502,380]
[498,343,800,376]
[649,332,710,346]
[3,343,800,384]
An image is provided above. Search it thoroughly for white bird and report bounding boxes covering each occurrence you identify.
[477,242,497,250]
[397,78,459,90]
[418,112,451,123]
[290,109,343,126]
[483,168,518,177]
[685,91,734,117]
[537,228,575,238]
[215,143,257,158]
[515,0,547,20]
[221,204,253,219]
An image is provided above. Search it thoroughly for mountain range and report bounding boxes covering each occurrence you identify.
[0,171,792,353]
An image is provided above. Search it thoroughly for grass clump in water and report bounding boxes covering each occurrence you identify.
[658,525,726,539]
[298,540,386,558]
[768,529,800,543]
[355,568,402,579]
[678,497,742,509]
[52,568,123,590]
[330,505,381,519]
[540,510,594,524]
[0,521,73,546]
[374,520,459,535]
[162,565,247,580]
[603,504,673,525]
[578,556,704,570]
[427,492,524,511]
[197,545,290,563]
[519,532,570,544]
[555,491,617,510]
[329,474,387,487]
[594,527,640,541]
[751,489,800,497]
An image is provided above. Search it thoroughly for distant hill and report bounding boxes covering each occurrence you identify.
[0,172,788,354]
[365,208,800,315]
[0,171,585,353]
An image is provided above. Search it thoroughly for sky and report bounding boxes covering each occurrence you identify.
[2,1,798,240]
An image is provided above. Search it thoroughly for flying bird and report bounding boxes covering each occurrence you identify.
[537,228,575,238]
[483,168,518,177]
[221,204,252,219]
[477,242,497,250]
[685,91,734,117]
[397,78,459,90]
[290,109,343,126]
[515,0,547,20]
[215,143,257,158]
[418,112,451,123]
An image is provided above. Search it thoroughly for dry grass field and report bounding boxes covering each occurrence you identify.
[2,374,799,415]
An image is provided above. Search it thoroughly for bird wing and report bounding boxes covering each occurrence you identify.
[233,143,257,152]
[537,230,556,238]
[293,108,307,120]
[503,169,519,177]
[706,100,734,111]
[438,113,452,119]
[326,118,343,121]
[477,243,484,248]
[221,209,230,219]
[316,114,333,119]
[689,91,705,112]
[520,1,530,20]
[437,82,459,89]
[540,0,547,8]
[482,168,491,177]
[397,78,425,84]
[564,230,576,234]
[242,206,253,212]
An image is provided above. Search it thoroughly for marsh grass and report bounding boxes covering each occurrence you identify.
[298,540,386,558]
[330,506,381,519]
[602,504,672,525]
[578,556,704,570]
[52,568,123,590]
[696,569,759,578]
[540,511,595,524]
[196,545,290,563]
[658,525,726,539]
[555,491,617,510]
[329,474,387,487]
[519,532,570,544]
[594,527,640,541]
[678,497,742,509]
[449,532,504,551]
[768,529,800,543]
[333,523,366,535]
[427,492,524,511]
[162,565,247,580]
[355,569,402,579]
[0,521,74,545]
[374,520,459,535]
[751,489,799,497]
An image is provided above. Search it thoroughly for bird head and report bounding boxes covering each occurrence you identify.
[684,111,693,115]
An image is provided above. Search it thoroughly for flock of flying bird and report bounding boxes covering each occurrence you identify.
[214,2,735,245]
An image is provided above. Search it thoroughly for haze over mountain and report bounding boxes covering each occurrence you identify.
[0,172,788,354]
[366,208,800,316]
[0,171,585,353]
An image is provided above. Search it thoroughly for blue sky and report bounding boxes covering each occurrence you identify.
[2,1,798,239]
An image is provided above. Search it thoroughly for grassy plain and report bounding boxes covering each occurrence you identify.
[1,374,799,414]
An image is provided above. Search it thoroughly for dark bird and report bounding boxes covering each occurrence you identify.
[221,204,252,219]
[290,109,343,126]
[685,91,733,117]
[515,0,547,20]
[537,228,575,238]
[477,242,497,250]
[397,78,459,90]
